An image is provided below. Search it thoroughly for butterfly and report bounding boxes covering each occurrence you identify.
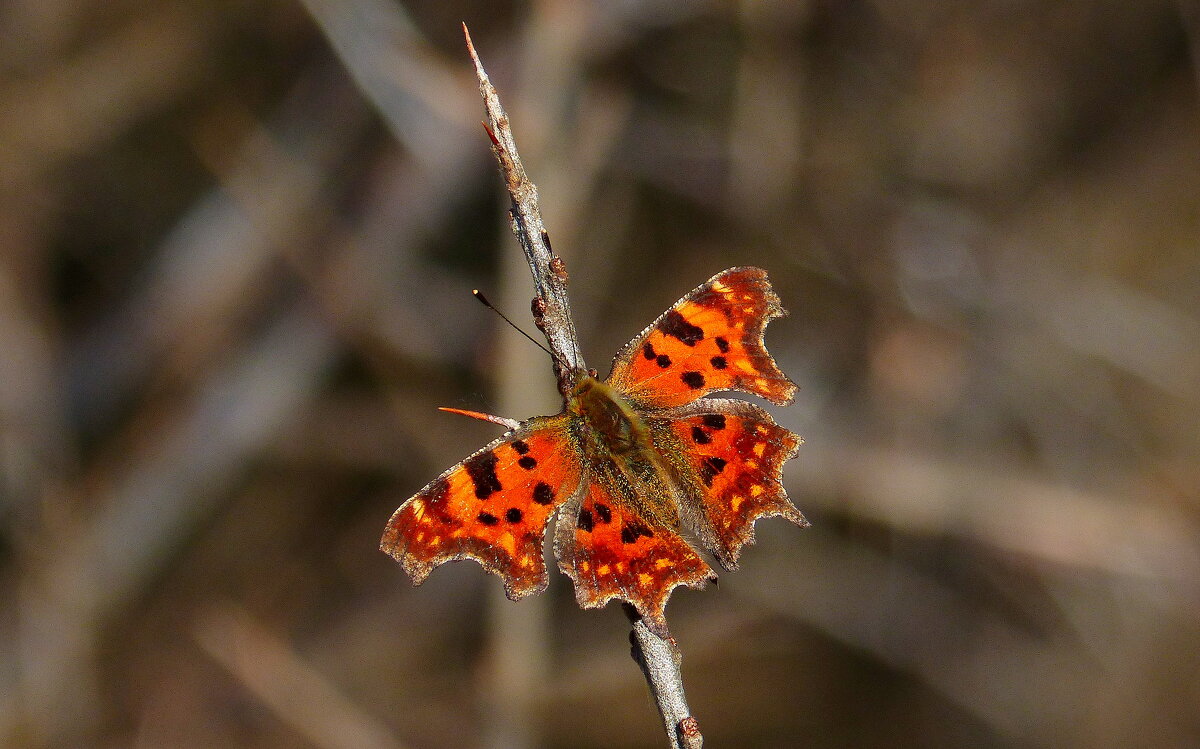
[381,267,806,637]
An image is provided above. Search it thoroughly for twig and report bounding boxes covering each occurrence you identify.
[464,24,584,396]
[463,25,701,749]
[628,612,704,749]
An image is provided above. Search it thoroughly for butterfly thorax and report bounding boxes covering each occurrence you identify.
[567,375,649,456]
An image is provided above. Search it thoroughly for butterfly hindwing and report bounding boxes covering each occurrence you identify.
[655,399,806,570]
[606,267,797,409]
[381,415,581,600]
[554,475,715,637]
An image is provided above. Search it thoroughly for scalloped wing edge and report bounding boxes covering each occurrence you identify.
[610,266,798,406]
[662,398,807,571]
[551,483,717,638]
[380,417,579,601]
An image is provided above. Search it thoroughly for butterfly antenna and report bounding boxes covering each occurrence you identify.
[472,289,562,364]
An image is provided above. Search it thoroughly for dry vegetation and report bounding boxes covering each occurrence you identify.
[1,1,1198,747]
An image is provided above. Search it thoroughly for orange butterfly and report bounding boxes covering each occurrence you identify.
[381,267,806,636]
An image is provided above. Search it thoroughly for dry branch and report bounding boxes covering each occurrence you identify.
[464,24,701,749]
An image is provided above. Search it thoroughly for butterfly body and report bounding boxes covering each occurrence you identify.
[383,267,806,636]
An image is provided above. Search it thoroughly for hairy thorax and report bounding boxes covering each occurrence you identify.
[568,375,649,456]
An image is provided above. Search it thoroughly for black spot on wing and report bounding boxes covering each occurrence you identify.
[511,440,530,455]
[505,507,523,523]
[656,354,672,369]
[702,414,726,430]
[691,426,712,444]
[698,456,728,487]
[518,456,537,470]
[715,337,730,353]
[533,482,554,505]
[465,451,502,499]
[620,521,654,544]
[710,356,727,369]
[681,371,705,389]
[594,503,612,524]
[477,511,499,525]
[658,309,704,346]
[577,509,594,533]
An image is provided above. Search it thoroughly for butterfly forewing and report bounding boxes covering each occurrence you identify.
[381,415,581,600]
[606,267,797,409]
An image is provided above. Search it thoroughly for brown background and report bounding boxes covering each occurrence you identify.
[1,1,1198,747]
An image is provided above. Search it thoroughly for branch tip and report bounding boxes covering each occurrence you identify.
[462,23,486,81]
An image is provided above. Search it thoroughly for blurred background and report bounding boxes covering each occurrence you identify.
[1,1,1198,747]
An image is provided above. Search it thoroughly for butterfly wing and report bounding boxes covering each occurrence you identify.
[652,399,806,571]
[554,472,716,638]
[605,267,797,409]
[381,415,582,600]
